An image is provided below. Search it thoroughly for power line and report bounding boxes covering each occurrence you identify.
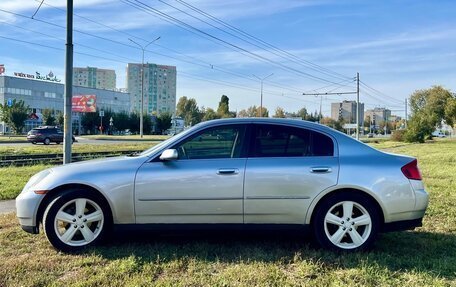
[0,34,318,106]
[121,0,349,85]
[0,6,316,96]
[157,0,350,82]
[173,0,352,81]
[360,81,403,104]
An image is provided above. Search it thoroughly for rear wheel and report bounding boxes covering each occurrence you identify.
[43,189,111,252]
[312,192,380,251]
[43,138,51,145]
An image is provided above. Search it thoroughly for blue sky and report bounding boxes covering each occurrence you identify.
[1,0,455,116]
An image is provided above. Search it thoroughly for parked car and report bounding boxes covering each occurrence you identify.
[16,118,428,252]
[27,126,76,145]
[432,131,446,138]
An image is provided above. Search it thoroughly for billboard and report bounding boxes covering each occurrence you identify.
[72,95,97,112]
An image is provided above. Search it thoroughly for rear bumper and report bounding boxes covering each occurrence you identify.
[21,225,39,234]
[382,218,423,232]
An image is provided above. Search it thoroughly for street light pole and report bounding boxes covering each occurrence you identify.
[129,36,160,138]
[253,73,273,117]
[63,0,73,164]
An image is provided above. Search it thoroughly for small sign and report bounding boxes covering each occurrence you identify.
[99,110,104,117]
[343,123,358,129]
[7,98,13,107]
[0,64,5,75]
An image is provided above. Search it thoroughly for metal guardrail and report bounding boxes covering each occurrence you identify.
[0,150,142,167]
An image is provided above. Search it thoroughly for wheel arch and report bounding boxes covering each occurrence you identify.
[36,183,114,229]
[307,187,385,228]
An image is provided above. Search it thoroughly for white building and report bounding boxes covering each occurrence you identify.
[126,63,176,115]
[73,67,116,91]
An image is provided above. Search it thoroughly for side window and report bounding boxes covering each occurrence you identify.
[174,125,245,160]
[252,125,333,157]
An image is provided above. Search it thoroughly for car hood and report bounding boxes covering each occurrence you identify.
[30,155,148,193]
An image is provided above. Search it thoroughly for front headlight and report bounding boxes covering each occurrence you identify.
[21,169,52,193]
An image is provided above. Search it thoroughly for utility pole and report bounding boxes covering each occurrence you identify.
[129,36,160,138]
[356,72,360,140]
[253,73,274,117]
[63,0,73,164]
[405,98,408,129]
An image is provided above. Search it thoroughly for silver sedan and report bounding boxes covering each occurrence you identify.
[16,118,429,252]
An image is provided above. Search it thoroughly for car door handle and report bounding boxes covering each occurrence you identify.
[310,167,331,173]
[217,168,239,175]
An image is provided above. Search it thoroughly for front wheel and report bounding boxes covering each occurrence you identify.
[312,192,380,251]
[43,138,51,145]
[43,189,111,252]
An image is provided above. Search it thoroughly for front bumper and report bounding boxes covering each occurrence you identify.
[16,190,44,233]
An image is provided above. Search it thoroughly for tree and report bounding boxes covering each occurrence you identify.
[176,96,201,126]
[0,99,29,134]
[296,107,308,120]
[112,112,130,132]
[42,108,56,126]
[143,114,152,135]
[202,107,219,121]
[217,95,230,118]
[406,86,454,142]
[445,97,456,127]
[273,107,286,118]
[56,111,64,127]
[364,116,371,129]
[237,105,268,118]
[81,111,99,134]
[156,112,172,134]
[320,117,344,131]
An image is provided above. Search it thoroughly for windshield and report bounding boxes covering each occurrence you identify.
[140,124,201,157]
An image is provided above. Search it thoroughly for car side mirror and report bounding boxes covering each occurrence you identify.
[159,149,178,161]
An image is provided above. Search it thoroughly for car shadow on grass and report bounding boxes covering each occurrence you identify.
[89,229,456,280]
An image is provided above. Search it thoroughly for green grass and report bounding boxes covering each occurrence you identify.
[81,135,170,141]
[0,139,455,286]
[0,164,54,200]
[0,135,28,143]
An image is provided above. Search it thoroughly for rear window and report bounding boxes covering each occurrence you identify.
[251,124,334,157]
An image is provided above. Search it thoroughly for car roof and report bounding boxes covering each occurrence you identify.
[195,118,334,133]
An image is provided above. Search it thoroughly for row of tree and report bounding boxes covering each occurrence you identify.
[2,87,455,142]
[176,95,323,126]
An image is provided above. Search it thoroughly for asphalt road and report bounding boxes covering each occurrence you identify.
[0,200,15,214]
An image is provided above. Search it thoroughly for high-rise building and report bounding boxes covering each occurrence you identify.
[331,100,364,125]
[73,67,116,91]
[126,63,176,115]
[365,108,392,126]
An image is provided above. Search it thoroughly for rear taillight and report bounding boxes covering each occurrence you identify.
[401,159,422,180]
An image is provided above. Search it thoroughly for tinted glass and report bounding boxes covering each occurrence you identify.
[252,124,333,157]
[175,125,244,160]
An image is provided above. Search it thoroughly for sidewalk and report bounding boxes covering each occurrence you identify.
[0,200,16,214]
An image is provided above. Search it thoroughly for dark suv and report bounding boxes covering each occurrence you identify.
[27,126,76,145]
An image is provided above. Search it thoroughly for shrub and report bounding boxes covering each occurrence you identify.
[391,130,406,142]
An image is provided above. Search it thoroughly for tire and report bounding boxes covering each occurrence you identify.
[32,142,36,145]
[312,192,380,251]
[43,189,111,252]
[56,142,60,145]
[44,138,51,145]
